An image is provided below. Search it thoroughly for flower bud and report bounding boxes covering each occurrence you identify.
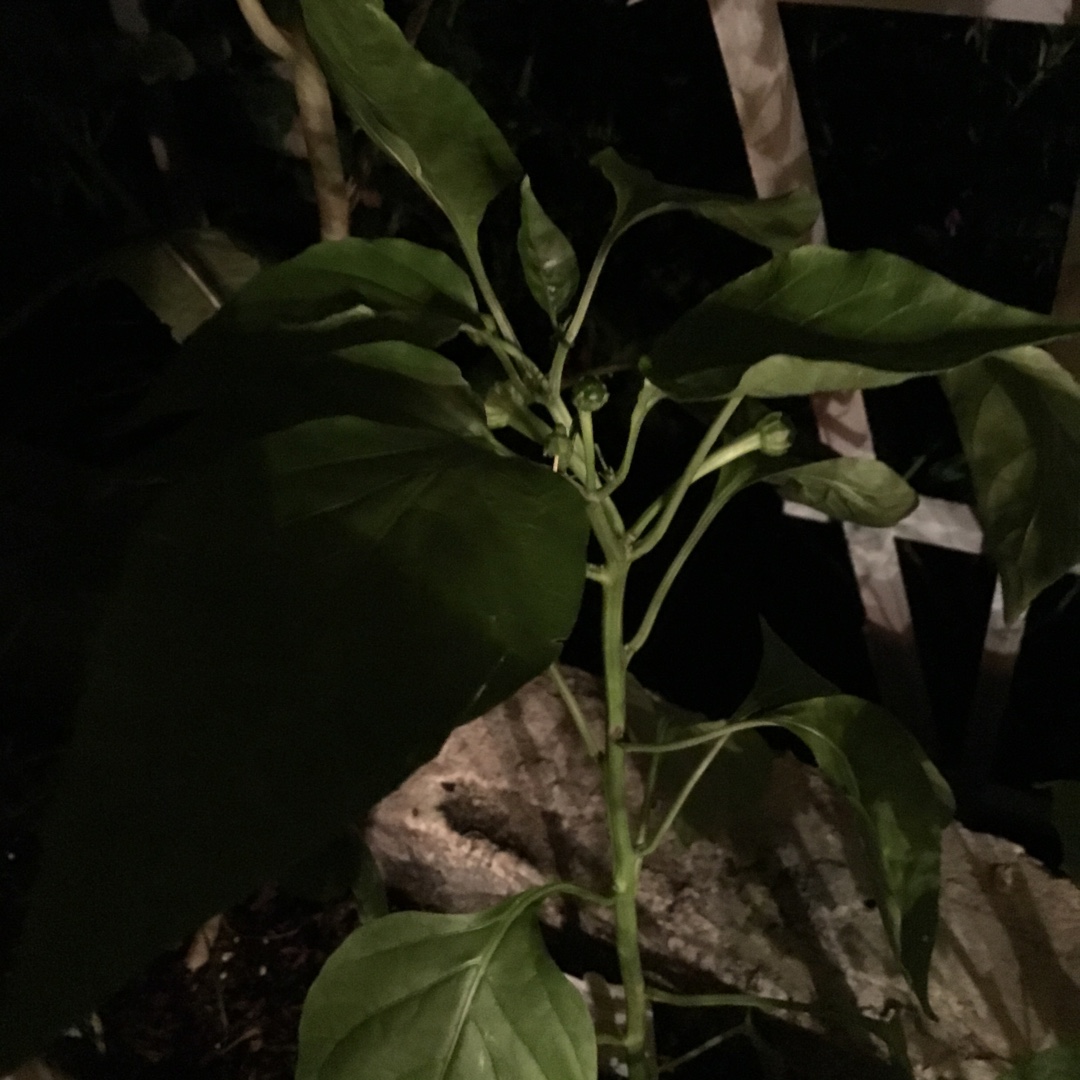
[756,412,794,457]
[484,380,526,429]
[572,376,609,414]
[544,428,574,462]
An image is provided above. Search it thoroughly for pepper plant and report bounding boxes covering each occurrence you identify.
[3,0,1080,1077]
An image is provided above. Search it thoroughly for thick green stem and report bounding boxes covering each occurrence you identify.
[597,554,652,1080]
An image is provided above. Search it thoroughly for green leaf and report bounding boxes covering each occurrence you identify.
[592,147,819,253]
[98,227,261,342]
[764,696,951,1013]
[1045,780,1080,887]
[517,178,580,323]
[941,347,1080,622]
[133,339,493,469]
[765,457,918,527]
[699,402,918,526]
[0,418,588,1068]
[296,889,597,1080]
[644,247,1080,401]
[301,0,521,257]
[736,620,838,718]
[188,237,481,357]
[737,625,954,1013]
[1000,1044,1080,1080]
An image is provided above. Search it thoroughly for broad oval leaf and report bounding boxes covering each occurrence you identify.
[190,236,481,357]
[301,0,521,257]
[1000,1044,1080,1080]
[297,889,597,1080]
[766,457,918,527]
[941,347,1080,622]
[762,696,952,1013]
[517,178,580,323]
[98,227,261,342]
[132,339,493,468]
[694,399,918,527]
[644,247,1080,401]
[0,418,588,1068]
[736,624,954,1014]
[592,147,819,253]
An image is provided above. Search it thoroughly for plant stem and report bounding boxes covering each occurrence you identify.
[625,489,729,661]
[548,238,613,405]
[645,987,817,1015]
[466,323,545,393]
[657,1023,745,1075]
[594,540,652,1080]
[549,664,600,761]
[235,0,349,242]
[466,247,520,350]
[628,396,743,559]
[633,717,667,849]
[580,410,598,490]
[596,381,664,499]
[636,732,732,858]
[587,500,650,1071]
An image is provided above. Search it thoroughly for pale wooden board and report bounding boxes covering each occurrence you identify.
[779,0,1073,26]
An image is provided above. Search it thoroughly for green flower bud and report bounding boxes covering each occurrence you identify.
[572,376,609,413]
[756,412,794,457]
[544,428,574,462]
[484,380,526,429]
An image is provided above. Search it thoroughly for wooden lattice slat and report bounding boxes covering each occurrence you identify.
[706,0,1080,789]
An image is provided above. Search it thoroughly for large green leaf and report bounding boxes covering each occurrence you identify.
[297,889,597,1080]
[132,338,493,471]
[301,0,521,257]
[98,227,261,342]
[941,347,1080,622]
[185,237,481,358]
[644,247,1080,401]
[763,696,951,1012]
[517,178,580,324]
[0,417,588,1068]
[736,625,953,1013]
[1000,1044,1080,1080]
[592,148,819,253]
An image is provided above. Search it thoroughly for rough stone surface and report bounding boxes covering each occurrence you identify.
[367,667,1080,1080]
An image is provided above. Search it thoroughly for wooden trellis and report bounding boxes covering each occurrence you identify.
[707,0,1080,802]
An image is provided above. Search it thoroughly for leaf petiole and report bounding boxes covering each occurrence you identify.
[629,396,744,558]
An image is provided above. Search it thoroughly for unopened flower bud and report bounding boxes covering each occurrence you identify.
[756,412,794,457]
[572,376,609,414]
[484,380,526,429]
[544,428,574,462]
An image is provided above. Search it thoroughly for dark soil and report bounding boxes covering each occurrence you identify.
[45,888,359,1080]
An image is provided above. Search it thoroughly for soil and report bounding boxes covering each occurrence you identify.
[44,888,359,1080]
